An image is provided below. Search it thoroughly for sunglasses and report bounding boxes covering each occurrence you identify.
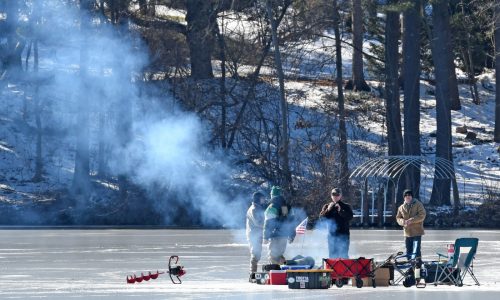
[331,193,340,196]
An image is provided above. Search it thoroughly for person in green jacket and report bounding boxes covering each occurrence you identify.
[263,186,296,265]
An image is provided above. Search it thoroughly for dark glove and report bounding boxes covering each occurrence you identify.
[288,237,294,244]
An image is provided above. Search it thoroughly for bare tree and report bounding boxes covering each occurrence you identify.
[265,0,292,190]
[226,4,291,151]
[72,0,92,195]
[113,3,133,200]
[32,0,43,182]
[384,1,404,215]
[384,1,403,157]
[345,0,370,91]
[429,0,453,206]
[402,0,421,195]
[457,0,480,105]
[332,0,349,194]
[495,2,500,142]
[448,53,462,111]
[0,1,24,80]
[186,0,217,79]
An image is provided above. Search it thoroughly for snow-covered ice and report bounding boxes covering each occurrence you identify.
[0,228,499,299]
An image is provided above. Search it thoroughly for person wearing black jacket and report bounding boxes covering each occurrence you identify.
[319,188,354,258]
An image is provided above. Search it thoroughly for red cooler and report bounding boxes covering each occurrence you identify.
[269,270,287,285]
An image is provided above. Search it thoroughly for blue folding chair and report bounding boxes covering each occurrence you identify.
[434,237,480,286]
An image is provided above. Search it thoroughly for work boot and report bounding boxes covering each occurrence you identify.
[249,272,256,283]
[416,278,426,288]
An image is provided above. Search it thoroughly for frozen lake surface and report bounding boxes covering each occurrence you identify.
[0,228,499,299]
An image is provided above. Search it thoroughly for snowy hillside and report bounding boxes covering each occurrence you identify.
[0,2,499,227]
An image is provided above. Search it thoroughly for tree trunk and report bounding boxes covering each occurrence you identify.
[346,0,370,91]
[363,181,369,227]
[2,1,23,79]
[186,0,215,79]
[266,0,291,191]
[97,111,107,178]
[402,0,422,196]
[385,1,404,212]
[333,0,350,194]
[385,2,403,157]
[73,0,92,195]
[448,49,461,110]
[110,0,117,23]
[429,0,453,206]
[32,0,43,182]
[215,17,227,149]
[114,13,133,200]
[96,2,108,178]
[458,0,480,106]
[377,187,384,227]
[116,100,132,201]
[461,46,480,105]
[494,2,500,142]
[452,176,460,216]
[138,0,148,15]
[366,0,379,37]
[33,39,43,182]
[149,0,156,16]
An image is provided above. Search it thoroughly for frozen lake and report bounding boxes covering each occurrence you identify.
[0,228,499,299]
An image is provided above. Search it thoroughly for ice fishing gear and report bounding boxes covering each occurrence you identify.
[126,255,186,284]
[168,255,186,284]
[126,271,164,284]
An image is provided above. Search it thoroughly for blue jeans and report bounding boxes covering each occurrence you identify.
[405,235,422,263]
[328,234,350,258]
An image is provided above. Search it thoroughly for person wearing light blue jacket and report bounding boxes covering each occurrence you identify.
[263,186,296,265]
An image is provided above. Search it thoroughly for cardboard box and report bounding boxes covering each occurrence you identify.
[374,267,391,286]
[287,270,332,289]
[269,270,287,285]
[351,267,391,287]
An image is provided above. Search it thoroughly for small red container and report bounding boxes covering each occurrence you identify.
[269,270,287,285]
[447,243,455,259]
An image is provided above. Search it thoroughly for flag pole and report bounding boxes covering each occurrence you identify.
[295,217,308,252]
[300,229,306,252]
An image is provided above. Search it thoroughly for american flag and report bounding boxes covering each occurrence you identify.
[295,217,308,235]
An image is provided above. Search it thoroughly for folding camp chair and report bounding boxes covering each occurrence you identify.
[434,237,480,286]
[392,240,424,287]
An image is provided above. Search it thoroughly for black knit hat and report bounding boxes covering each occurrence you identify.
[331,188,342,196]
[252,192,265,203]
[403,189,413,197]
